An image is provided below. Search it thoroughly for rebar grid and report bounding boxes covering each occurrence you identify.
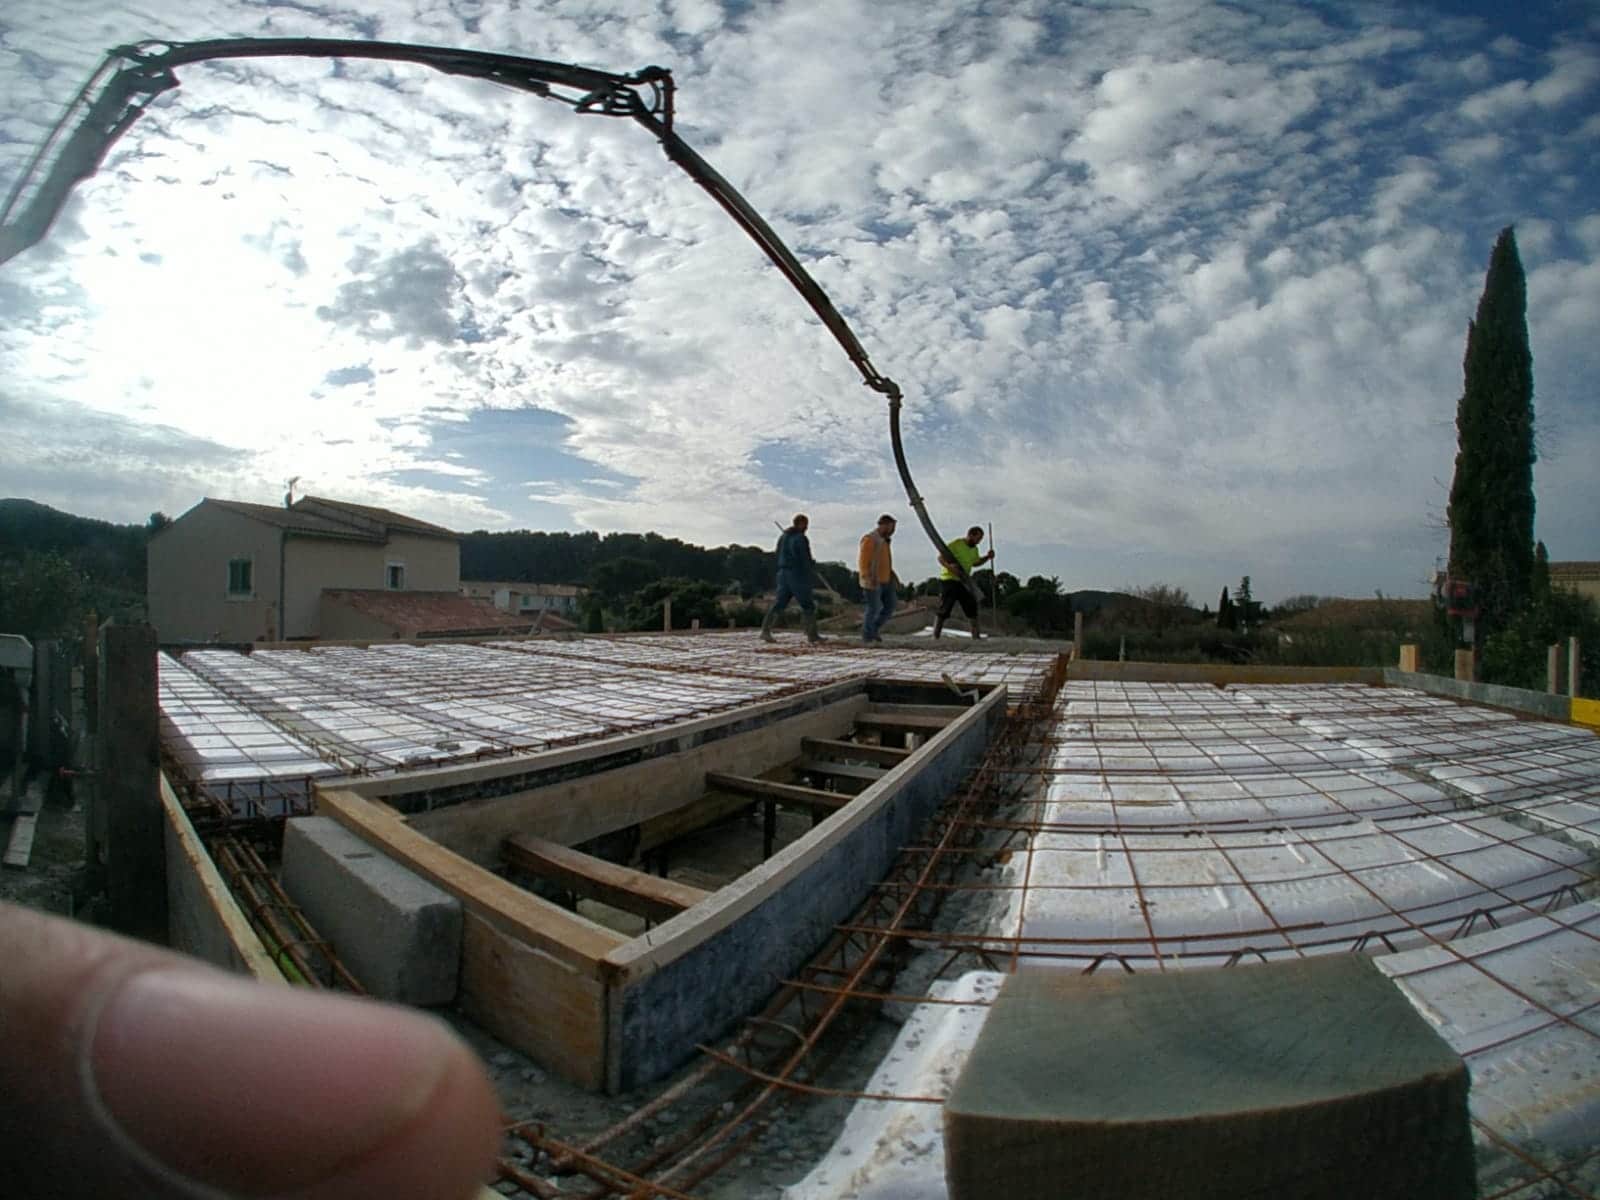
[159,637,1061,801]
[613,677,1594,1199]
[495,656,1068,1197]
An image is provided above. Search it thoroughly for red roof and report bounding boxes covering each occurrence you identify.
[323,590,541,637]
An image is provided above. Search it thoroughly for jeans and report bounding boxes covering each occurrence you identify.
[769,568,814,616]
[862,582,896,641]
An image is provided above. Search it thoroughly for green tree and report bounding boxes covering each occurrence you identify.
[0,550,88,639]
[1217,587,1235,630]
[624,579,725,631]
[1447,226,1536,636]
[1005,580,1072,634]
[589,556,662,603]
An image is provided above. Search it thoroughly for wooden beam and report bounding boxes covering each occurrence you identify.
[795,757,887,786]
[318,788,623,969]
[801,737,911,766]
[855,711,956,735]
[504,833,709,924]
[704,772,851,811]
[638,790,754,855]
[160,776,286,982]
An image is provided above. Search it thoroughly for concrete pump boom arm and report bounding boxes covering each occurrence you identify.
[0,37,975,597]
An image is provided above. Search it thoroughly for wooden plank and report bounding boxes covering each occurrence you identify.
[3,812,38,868]
[862,702,973,718]
[795,757,888,785]
[801,736,911,766]
[504,833,709,924]
[347,679,866,798]
[160,775,286,983]
[856,711,957,734]
[458,912,606,1090]
[318,787,624,969]
[410,693,868,865]
[704,772,852,811]
[638,790,754,854]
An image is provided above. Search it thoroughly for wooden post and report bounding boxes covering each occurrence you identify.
[95,623,165,943]
[1399,644,1420,674]
[1570,637,1582,699]
[1548,644,1563,694]
[1453,648,1476,683]
[1073,611,1084,654]
[81,611,99,731]
[663,598,673,632]
[691,618,700,632]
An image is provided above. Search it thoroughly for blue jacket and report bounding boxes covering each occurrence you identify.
[776,527,813,573]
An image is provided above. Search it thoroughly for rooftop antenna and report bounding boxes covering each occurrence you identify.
[284,476,300,508]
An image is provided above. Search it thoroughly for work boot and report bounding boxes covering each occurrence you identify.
[760,608,777,643]
[932,615,945,639]
[805,612,823,644]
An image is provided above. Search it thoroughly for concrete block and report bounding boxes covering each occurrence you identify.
[944,956,1473,1200]
[281,816,462,1005]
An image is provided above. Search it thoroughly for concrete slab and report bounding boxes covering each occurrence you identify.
[280,815,462,1005]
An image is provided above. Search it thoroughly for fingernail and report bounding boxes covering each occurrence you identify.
[84,968,454,1195]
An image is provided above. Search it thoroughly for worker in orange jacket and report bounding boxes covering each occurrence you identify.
[858,514,898,642]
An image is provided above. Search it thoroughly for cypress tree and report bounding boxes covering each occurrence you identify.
[1446,226,1536,634]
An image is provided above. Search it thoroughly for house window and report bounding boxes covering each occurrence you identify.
[386,562,406,590]
[227,558,253,597]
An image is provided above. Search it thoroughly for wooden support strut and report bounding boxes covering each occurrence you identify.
[799,737,911,767]
[854,712,957,736]
[794,758,887,785]
[503,833,709,925]
[704,772,853,812]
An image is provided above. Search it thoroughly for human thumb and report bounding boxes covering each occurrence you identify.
[0,901,502,1199]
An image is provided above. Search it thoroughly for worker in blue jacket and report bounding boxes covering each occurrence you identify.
[761,514,823,644]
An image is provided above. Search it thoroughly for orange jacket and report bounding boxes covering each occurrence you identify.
[858,531,893,585]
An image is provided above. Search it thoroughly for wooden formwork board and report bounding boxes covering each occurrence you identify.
[337,678,866,801]
[160,775,287,983]
[318,787,623,970]
[313,682,1001,1092]
[409,692,869,865]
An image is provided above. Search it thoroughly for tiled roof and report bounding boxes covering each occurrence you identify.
[322,590,540,637]
[293,496,457,540]
[462,580,588,596]
[206,499,382,541]
[201,496,459,542]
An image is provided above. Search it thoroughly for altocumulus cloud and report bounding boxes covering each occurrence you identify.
[0,0,1595,602]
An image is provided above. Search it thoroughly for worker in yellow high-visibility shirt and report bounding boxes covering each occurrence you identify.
[934,526,995,639]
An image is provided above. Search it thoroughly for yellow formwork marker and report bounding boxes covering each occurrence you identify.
[1572,697,1600,730]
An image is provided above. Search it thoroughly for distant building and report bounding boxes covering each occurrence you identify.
[1551,562,1600,605]
[461,580,587,619]
[148,496,460,643]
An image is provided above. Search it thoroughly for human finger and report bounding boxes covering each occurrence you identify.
[0,901,502,1199]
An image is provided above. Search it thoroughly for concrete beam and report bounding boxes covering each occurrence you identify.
[1385,668,1573,722]
[281,816,464,1005]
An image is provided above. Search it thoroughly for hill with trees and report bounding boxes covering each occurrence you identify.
[0,498,149,638]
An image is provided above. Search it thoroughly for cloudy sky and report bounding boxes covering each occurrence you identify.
[2,1,1596,604]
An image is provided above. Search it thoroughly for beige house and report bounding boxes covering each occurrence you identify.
[148,496,460,643]
[1551,562,1600,606]
[461,580,587,618]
